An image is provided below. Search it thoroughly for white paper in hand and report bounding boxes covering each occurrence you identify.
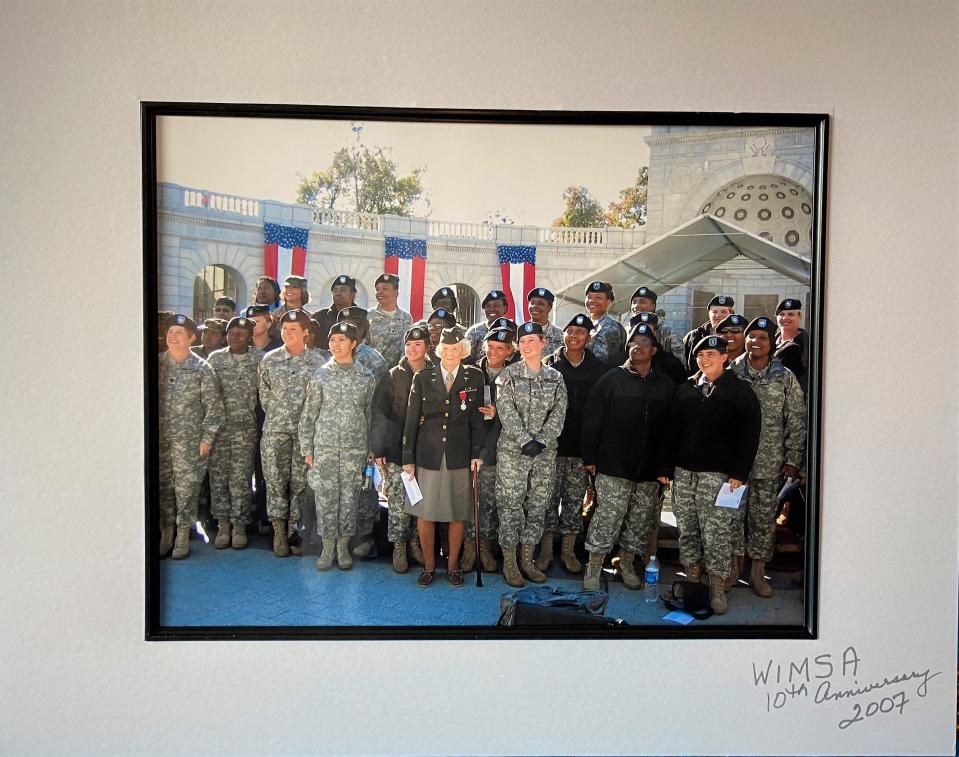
[714,482,747,509]
[401,471,423,506]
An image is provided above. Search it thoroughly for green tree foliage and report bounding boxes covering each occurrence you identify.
[297,144,426,216]
[605,167,648,228]
[552,185,606,228]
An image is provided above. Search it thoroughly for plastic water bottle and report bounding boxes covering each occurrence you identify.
[644,555,660,604]
[362,462,375,491]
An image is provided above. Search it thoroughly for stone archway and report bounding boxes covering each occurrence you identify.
[193,263,243,321]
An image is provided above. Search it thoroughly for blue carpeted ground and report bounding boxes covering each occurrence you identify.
[160,531,804,628]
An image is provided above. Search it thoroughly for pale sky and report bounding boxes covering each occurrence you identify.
[157,116,651,227]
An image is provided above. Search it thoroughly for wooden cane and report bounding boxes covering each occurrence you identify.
[472,466,483,588]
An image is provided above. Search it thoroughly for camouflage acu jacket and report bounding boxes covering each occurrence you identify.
[495,361,568,449]
[298,360,376,456]
[258,346,327,434]
[159,351,224,447]
[206,347,262,430]
[368,305,413,368]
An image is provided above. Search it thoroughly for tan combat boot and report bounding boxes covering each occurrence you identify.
[685,563,703,584]
[316,539,336,570]
[460,540,477,572]
[392,542,409,574]
[336,537,353,570]
[159,526,175,558]
[479,539,497,572]
[502,546,525,588]
[171,526,191,560]
[408,538,425,566]
[520,544,547,583]
[708,573,728,614]
[582,552,605,591]
[533,533,554,572]
[617,550,643,590]
[231,522,248,549]
[271,519,290,557]
[750,560,773,598]
[723,555,742,591]
[560,533,582,573]
[214,519,232,549]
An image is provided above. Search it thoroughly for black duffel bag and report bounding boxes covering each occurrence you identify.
[497,585,626,627]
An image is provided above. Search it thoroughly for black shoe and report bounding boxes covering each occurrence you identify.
[448,569,464,588]
[416,570,435,588]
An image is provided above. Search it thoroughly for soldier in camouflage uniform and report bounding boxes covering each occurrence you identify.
[158,314,225,560]
[584,281,627,367]
[206,317,262,549]
[299,321,376,571]
[526,287,565,356]
[371,325,431,572]
[368,273,414,369]
[258,309,326,557]
[728,316,806,597]
[494,322,568,587]
[580,323,675,590]
[465,289,508,360]
[671,335,761,613]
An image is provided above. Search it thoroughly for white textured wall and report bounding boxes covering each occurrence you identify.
[1,1,956,755]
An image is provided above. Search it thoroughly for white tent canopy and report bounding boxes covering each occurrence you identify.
[555,214,812,314]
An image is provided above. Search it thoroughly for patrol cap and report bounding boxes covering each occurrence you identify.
[168,313,198,335]
[777,298,802,313]
[202,318,228,334]
[283,275,308,290]
[629,311,659,328]
[404,325,429,343]
[745,316,777,340]
[440,324,467,345]
[337,306,369,322]
[244,304,271,318]
[328,321,359,341]
[692,335,728,357]
[527,287,555,304]
[490,317,518,334]
[518,321,544,337]
[585,281,615,300]
[484,327,514,344]
[482,289,508,306]
[630,286,658,302]
[707,295,735,309]
[626,323,660,348]
[716,314,749,332]
[427,308,457,327]
[331,274,357,292]
[563,313,593,332]
[227,316,254,333]
[375,273,400,288]
[430,287,457,307]
[279,308,311,326]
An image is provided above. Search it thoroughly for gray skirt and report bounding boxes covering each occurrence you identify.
[403,454,472,523]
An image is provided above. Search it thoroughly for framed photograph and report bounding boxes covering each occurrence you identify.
[144,103,827,640]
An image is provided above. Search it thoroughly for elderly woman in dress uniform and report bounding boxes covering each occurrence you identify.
[402,325,485,588]
[494,321,569,587]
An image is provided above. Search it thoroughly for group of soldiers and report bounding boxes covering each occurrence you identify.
[158,271,808,614]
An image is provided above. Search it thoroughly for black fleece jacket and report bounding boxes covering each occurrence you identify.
[543,347,609,458]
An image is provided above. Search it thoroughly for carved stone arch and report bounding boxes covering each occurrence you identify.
[178,241,259,315]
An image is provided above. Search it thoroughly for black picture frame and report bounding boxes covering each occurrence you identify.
[143,103,828,641]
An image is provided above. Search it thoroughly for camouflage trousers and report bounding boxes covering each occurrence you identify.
[731,477,779,562]
[585,474,660,555]
[159,437,209,528]
[543,456,587,535]
[495,445,556,549]
[209,427,257,525]
[465,463,498,540]
[383,462,416,543]
[308,446,366,539]
[261,430,308,532]
[671,467,734,577]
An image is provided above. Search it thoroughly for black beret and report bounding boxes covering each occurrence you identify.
[440,324,467,345]
[527,287,555,304]
[404,326,429,343]
[518,321,544,337]
[482,289,508,306]
[168,313,198,335]
[375,273,400,287]
[427,308,457,327]
[564,313,593,331]
[777,298,802,313]
[585,281,615,299]
[331,274,357,291]
[484,327,514,344]
[692,335,728,357]
[279,309,311,326]
[328,321,358,341]
[707,295,735,309]
[244,304,271,318]
[630,286,657,302]
[716,314,749,332]
[337,306,369,322]
[489,317,518,334]
[431,287,457,307]
[627,323,660,347]
[227,316,254,332]
[745,316,777,339]
[629,311,659,328]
